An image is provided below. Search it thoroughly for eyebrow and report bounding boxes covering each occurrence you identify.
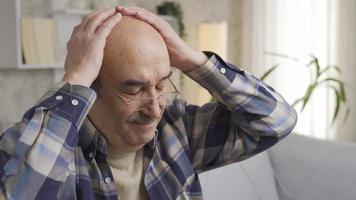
[122,71,173,87]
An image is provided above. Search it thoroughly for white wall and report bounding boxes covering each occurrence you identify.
[330,0,356,142]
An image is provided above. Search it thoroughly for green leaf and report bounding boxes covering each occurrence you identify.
[260,64,278,81]
[314,57,321,78]
[301,82,318,111]
[156,2,185,37]
[318,78,344,85]
[339,82,346,102]
[330,87,340,125]
[343,107,351,124]
[307,55,321,81]
[292,97,304,107]
[319,65,341,76]
[307,54,317,68]
[264,51,301,63]
[306,59,314,67]
[264,53,350,126]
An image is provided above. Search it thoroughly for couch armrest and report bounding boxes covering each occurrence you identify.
[268,133,356,200]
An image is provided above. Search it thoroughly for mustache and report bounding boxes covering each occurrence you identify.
[127,112,160,124]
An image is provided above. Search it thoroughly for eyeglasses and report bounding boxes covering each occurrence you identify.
[112,78,180,111]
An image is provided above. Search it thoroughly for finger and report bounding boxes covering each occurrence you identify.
[84,7,117,32]
[131,11,167,33]
[117,7,156,25]
[122,6,146,11]
[83,7,118,33]
[82,8,102,23]
[116,7,174,37]
[121,7,160,24]
[118,7,146,16]
[95,12,122,39]
[70,24,80,36]
[77,8,103,31]
[68,24,83,43]
[116,6,124,12]
[116,7,161,32]
[116,6,132,16]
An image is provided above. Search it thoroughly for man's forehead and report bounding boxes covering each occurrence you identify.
[121,71,173,87]
[102,62,171,87]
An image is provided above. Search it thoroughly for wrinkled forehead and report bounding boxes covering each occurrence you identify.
[102,52,171,87]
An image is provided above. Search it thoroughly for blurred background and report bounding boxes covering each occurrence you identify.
[0,0,355,144]
[1,1,356,199]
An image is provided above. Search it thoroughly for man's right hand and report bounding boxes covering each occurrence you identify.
[62,8,122,87]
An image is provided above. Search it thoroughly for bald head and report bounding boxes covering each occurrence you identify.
[102,16,170,72]
[89,17,173,151]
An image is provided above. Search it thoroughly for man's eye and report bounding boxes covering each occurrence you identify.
[156,83,166,91]
[156,86,164,91]
[156,87,167,94]
[125,89,141,96]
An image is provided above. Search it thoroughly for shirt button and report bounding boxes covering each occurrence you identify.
[220,68,226,74]
[55,95,63,100]
[105,177,112,184]
[71,99,79,106]
[88,152,94,159]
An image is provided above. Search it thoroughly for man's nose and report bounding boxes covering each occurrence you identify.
[141,98,162,119]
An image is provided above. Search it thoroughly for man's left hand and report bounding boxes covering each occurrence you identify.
[116,6,208,72]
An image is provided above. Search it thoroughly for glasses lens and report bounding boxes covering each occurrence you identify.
[134,92,178,110]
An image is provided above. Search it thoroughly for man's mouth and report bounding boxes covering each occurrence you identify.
[132,121,156,130]
[127,112,160,131]
[132,120,155,125]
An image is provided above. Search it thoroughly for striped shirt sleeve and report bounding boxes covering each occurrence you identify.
[180,51,298,172]
[0,81,96,199]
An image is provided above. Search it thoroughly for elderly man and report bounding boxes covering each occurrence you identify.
[0,6,297,200]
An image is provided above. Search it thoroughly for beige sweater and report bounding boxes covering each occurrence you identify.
[107,147,149,200]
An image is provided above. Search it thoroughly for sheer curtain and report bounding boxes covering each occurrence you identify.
[240,0,356,141]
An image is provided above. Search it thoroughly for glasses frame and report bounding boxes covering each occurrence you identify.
[112,78,180,111]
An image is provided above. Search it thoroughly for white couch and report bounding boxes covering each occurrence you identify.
[199,133,356,200]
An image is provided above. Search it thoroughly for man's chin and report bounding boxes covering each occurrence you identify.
[135,131,156,145]
[131,122,157,132]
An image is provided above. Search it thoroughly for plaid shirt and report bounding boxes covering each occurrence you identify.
[0,52,297,200]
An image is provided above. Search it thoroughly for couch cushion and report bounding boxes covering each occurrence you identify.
[269,133,356,200]
[199,151,279,200]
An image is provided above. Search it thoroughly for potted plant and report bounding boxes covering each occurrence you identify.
[262,52,350,125]
[156,1,185,38]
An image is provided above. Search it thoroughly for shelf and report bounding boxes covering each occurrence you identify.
[19,63,64,69]
[0,0,86,69]
[53,8,93,16]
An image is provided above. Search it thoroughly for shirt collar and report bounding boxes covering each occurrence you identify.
[78,117,158,163]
